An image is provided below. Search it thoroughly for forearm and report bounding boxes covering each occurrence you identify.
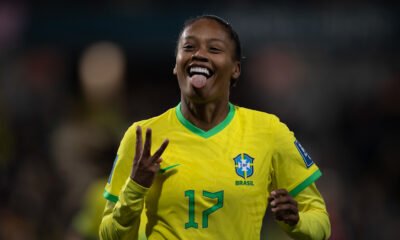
[279,184,331,240]
[99,178,149,240]
[279,208,330,240]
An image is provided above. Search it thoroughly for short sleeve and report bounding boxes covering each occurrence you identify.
[103,123,138,202]
[271,118,322,197]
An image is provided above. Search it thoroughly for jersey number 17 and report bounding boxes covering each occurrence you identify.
[184,190,224,229]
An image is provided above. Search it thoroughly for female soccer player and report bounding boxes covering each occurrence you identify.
[100,15,331,239]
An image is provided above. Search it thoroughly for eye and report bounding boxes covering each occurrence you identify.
[182,44,194,51]
[209,47,222,53]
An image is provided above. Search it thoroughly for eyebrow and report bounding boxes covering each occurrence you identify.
[183,36,226,44]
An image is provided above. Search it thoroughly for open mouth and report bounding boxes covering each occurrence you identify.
[188,66,213,79]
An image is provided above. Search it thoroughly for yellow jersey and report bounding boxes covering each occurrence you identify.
[103,103,322,239]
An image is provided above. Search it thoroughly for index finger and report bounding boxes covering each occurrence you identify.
[151,139,169,163]
[142,128,152,159]
[271,189,289,197]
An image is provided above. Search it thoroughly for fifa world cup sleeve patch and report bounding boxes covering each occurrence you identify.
[294,140,314,168]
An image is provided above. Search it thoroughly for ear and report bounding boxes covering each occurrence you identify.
[231,61,241,81]
[173,64,177,75]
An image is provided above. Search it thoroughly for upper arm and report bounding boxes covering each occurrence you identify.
[271,118,321,196]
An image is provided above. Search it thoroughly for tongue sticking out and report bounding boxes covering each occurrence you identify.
[190,74,207,88]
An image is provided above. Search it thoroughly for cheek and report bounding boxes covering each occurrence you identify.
[175,58,187,86]
[218,61,235,78]
[175,56,187,74]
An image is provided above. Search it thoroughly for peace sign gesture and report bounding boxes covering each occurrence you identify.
[130,126,169,188]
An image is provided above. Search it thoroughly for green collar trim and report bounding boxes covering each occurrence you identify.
[175,102,235,139]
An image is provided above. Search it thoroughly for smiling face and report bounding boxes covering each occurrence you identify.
[174,18,241,104]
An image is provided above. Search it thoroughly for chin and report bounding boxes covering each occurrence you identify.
[183,89,210,104]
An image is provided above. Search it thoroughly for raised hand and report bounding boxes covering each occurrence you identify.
[130,126,169,188]
[268,189,299,226]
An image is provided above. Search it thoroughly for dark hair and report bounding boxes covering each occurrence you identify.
[176,15,242,62]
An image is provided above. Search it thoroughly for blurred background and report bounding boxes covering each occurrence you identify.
[0,1,399,239]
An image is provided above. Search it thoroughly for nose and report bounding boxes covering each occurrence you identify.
[192,47,208,62]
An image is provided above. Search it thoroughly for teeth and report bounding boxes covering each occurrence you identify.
[190,67,210,76]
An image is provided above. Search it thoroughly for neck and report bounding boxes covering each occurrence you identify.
[180,97,230,131]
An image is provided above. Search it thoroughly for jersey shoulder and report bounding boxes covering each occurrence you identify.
[234,105,283,131]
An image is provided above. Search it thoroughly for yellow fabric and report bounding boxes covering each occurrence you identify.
[100,179,148,240]
[100,104,330,239]
[278,183,331,240]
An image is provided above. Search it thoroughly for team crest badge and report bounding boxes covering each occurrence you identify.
[233,153,254,179]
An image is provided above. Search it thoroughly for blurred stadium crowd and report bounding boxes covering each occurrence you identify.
[0,1,399,239]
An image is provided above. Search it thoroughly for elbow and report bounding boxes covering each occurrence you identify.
[304,209,331,240]
[321,211,331,240]
[285,210,331,240]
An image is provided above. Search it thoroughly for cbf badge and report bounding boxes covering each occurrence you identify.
[233,153,254,179]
